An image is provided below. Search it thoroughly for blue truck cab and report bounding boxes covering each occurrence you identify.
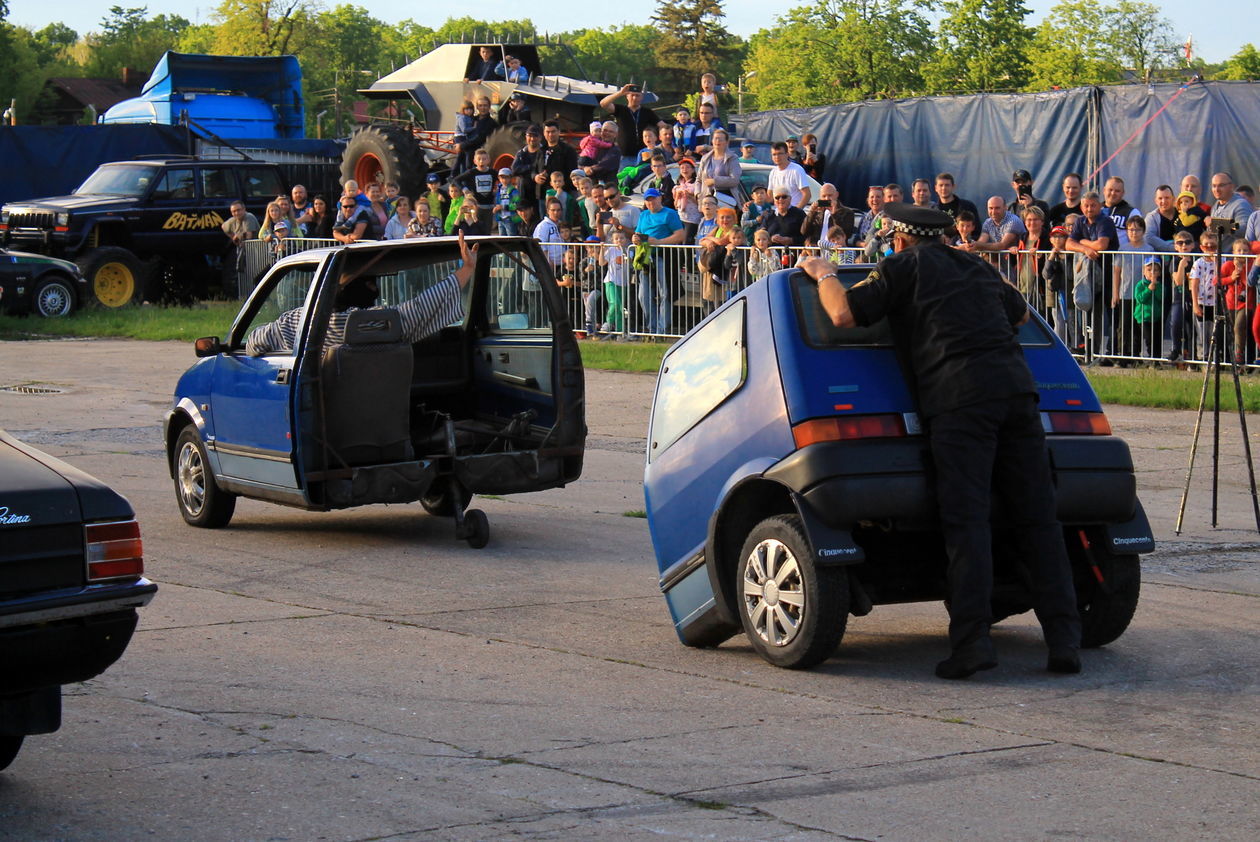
[645,265,1153,668]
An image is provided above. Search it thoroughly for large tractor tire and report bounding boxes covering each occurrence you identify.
[341,125,428,198]
[77,246,145,308]
[483,124,529,174]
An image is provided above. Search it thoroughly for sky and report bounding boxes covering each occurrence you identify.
[6,0,1253,66]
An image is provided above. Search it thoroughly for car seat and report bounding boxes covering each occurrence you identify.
[320,308,415,466]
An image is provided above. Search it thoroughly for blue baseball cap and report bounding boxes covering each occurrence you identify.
[426,173,440,182]
[1144,256,1162,266]
[643,187,663,199]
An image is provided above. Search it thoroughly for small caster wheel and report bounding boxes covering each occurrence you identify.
[463,509,489,548]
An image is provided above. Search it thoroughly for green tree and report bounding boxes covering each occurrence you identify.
[924,0,1033,93]
[82,7,190,79]
[207,0,317,56]
[743,0,933,110]
[1025,0,1120,90]
[564,25,660,88]
[650,0,741,105]
[1105,1,1177,81]
[1215,44,1260,80]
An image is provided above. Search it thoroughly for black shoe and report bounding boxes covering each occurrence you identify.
[1047,647,1081,674]
[935,640,998,680]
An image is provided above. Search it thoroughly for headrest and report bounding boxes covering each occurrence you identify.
[344,308,403,345]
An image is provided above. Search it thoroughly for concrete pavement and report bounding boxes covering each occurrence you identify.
[0,338,1257,840]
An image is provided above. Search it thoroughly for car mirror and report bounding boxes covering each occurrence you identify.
[194,336,222,357]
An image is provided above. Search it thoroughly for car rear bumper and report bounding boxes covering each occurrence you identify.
[0,578,157,695]
[766,435,1140,528]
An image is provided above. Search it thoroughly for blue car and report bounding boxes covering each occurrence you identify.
[165,236,585,548]
[645,265,1154,669]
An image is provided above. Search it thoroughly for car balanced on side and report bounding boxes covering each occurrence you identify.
[645,265,1153,669]
[165,234,585,548]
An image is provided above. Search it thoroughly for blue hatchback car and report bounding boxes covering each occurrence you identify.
[165,236,585,548]
[645,265,1154,669]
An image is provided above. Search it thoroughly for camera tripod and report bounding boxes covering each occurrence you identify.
[1174,238,1260,533]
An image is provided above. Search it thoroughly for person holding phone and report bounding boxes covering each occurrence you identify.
[801,184,852,261]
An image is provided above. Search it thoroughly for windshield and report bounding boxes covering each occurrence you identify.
[792,269,1052,348]
[75,164,161,197]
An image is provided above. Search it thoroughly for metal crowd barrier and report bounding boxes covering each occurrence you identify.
[233,237,1259,370]
[232,237,338,298]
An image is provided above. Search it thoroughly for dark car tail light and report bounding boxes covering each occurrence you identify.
[792,413,908,448]
[85,520,144,581]
[1046,411,1112,435]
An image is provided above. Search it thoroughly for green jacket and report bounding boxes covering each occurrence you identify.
[1133,276,1163,323]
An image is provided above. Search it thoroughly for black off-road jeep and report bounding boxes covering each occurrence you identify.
[0,157,287,307]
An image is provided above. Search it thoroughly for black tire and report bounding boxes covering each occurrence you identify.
[77,247,145,308]
[32,275,77,317]
[735,514,848,669]
[174,426,236,528]
[483,123,529,174]
[420,478,465,517]
[341,124,428,199]
[463,509,490,549]
[1078,554,1140,648]
[0,736,22,771]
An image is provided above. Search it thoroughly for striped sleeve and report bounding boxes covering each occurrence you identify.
[396,274,465,342]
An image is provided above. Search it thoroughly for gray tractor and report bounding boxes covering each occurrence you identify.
[341,40,658,195]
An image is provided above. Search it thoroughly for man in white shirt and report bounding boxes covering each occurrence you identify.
[766,141,812,209]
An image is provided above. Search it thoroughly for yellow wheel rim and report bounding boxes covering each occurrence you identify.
[93,262,135,308]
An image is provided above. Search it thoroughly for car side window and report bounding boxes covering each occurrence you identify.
[200,168,233,200]
[150,168,196,202]
[231,263,319,353]
[242,168,285,200]
[484,250,552,332]
[648,300,746,462]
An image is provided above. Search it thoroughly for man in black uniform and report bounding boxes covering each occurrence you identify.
[800,203,1082,679]
[598,83,663,164]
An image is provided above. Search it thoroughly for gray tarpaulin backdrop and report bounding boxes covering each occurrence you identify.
[739,81,1260,213]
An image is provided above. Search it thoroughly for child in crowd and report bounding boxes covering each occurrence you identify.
[697,72,720,117]
[951,209,981,248]
[643,156,676,209]
[1112,216,1150,358]
[452,100,476,175]
[259,201,290,255]
[672,107,697,154]
[1174,190,1207,241]
[423,175,448,220]
[578,236,603,336]
[578,120,614,167]
[444,182,464,234]
[723,227,749,298]
[698,205,736,313]
[601,230,630,334]
[1189,231,1220,361]
[383,181,401,215]
[493,168,521,235]
[1168,230,1199,363]
[741,185,772,241]
[545,171,581,231]
[673,158,701,241]
[1219,237,1256,365]
[1041,225,1072,344]
[1134,256,1164,360]
[747,228,780,281]
[454,148,496,226]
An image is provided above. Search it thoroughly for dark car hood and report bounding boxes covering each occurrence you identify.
[3,195,137,213]
[0,430,133,527]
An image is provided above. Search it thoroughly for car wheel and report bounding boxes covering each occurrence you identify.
[77,247,145,308]
[341,124,428,199]
[420,478,465,517]
[736,514,848,669]
[33,275,77,317]
[174,427,236,528]
[463,509,490,549]
[1078,554,1140,648]
[0,736,22,771]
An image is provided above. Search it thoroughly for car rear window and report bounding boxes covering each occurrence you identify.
[791,269,1052,348]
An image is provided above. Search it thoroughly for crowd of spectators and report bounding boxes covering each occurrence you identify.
[219,72,1260,358]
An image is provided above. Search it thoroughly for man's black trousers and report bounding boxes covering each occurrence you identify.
[926,394,1082,652]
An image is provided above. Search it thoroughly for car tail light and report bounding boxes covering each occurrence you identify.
[1046,411,1112,435]
[85,520,144,581]
[792,413,907,448]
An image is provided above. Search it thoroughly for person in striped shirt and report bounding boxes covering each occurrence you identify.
[246,233,478,356]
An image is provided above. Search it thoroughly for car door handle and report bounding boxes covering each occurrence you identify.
[276,369,291,384]
[494,371,537,388]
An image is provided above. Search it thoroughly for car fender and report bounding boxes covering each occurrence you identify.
[1099,498,1155,556]
[164,399,208,478]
